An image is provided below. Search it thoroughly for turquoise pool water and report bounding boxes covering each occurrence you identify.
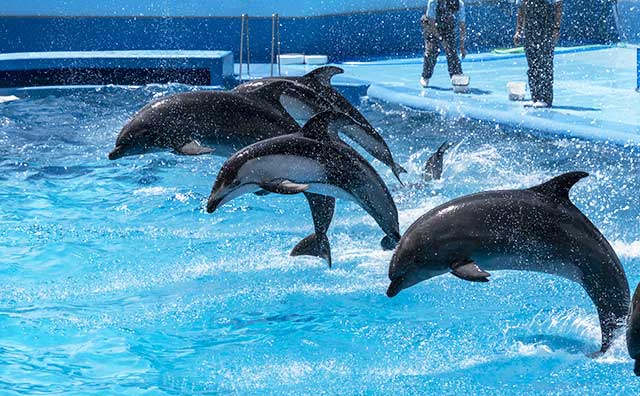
[1,85,639,394]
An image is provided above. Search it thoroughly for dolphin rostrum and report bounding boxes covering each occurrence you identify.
[386,172,630,354]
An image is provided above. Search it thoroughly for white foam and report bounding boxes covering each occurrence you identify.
[133,186,175,196]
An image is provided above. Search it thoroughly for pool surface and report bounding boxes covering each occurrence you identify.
[1,85,640,394]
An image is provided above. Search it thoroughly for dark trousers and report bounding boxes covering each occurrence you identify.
[525,40,554,105]
[421,17,462,79]
[523,0,555,105]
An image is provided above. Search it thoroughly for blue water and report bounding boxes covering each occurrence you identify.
[1,86,640,395]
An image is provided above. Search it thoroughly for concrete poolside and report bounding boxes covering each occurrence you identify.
[240,45,640,144]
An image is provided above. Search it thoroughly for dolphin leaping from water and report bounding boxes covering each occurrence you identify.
[235,66,406,181]
[386,172,630,354]
[207,110,402,265]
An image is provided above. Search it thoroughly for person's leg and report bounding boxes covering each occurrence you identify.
[540,40,555,106]
[422,22,440,80]
[439,20,462,77]
[525,42,542,103]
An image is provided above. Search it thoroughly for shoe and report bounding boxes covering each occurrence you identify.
[523,101,535,107]
[420,77,429,88]
[532,101,550,108]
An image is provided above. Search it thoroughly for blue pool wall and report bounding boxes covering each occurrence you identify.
[0,0,624,62]
[617,0,640,43]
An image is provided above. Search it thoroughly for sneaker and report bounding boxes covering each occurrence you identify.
[420,77,429,88]
[532,101,550,108]
[522,101,535,107]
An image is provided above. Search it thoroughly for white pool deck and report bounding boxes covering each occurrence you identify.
[241,45,640,145]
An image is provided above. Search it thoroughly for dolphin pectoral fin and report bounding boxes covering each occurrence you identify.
[253,190,271,196]
[290,233,332,268]
[450,260,491,282]
[176,141,216,156]
[260,179,309,194]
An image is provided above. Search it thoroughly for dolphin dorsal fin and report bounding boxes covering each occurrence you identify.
[528,171,589,202]
[300,66,344,87]
[301,110,354,142]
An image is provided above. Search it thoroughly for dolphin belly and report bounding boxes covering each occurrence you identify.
[239,155,327,184]
[476,253,586,284]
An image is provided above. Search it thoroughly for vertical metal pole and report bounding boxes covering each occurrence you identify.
[246,15,251,76]
[276,14,281,76]
[239,14,245,81]
[270,14,276,77]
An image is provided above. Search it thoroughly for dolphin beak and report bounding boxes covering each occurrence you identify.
[108,145,126,160]
[386,276,405,298]
[206,194,222,213]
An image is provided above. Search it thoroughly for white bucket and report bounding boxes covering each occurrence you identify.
[451,74,470,93]
[507,81,526,101]
[277,53,305,65]
[0,95,19,103]
[304,55,328,65]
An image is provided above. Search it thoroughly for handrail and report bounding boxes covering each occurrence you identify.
[239,14,245,81]
[270,13,282,77]
[238,14,251,81]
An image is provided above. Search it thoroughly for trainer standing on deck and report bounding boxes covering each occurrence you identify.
[420,0,467,88]
[514,0,563,108]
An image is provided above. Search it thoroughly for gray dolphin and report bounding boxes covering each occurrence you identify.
[108,84,381,266]
[386,172,629,353]
[108,82,302,160]
[628,283,640,375]
[423,141,453,181]
[234,66,406,181]
[206,110,401,263]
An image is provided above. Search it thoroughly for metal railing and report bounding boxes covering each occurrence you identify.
[270,13,281,77]
[238,14,251,81]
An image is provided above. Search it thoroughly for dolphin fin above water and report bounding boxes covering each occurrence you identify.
[290,192,336,267]
[175,141,216,156]
[528,171,589,202]
[291,233,332,268]
[423,141,453,181]
[451,260,491,282]
[259,179,309,194]
[301,110,361,142]
[300,66,345,87]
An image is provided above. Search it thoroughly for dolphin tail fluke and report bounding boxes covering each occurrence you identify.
[392,163,407,184]
[291,233,332,268]
[381,235,399,251]
[437,141,453,154]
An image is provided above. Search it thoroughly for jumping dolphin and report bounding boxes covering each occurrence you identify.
[234,66,406,181]
[206,110,401,263]
[386,172,629,353]
[423,141,453,181]
[628,283,640,375]
[108,82,303,160]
